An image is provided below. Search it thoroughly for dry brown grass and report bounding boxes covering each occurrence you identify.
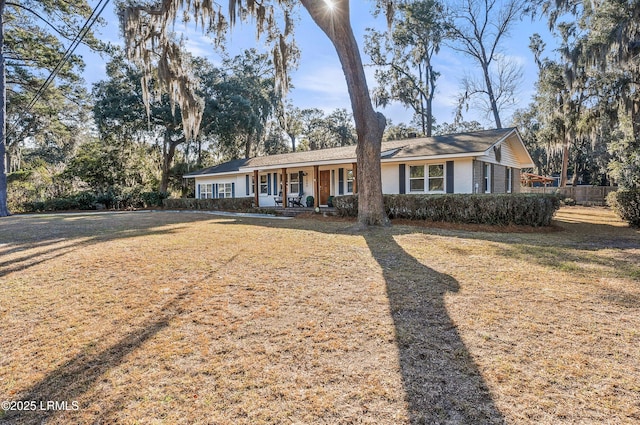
[0,207,638,424]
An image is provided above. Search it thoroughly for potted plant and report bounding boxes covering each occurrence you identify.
[306,195,314,207]
[327,196,334,207]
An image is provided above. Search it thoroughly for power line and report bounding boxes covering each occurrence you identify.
[6,0,111,139]
[24,0,111,112]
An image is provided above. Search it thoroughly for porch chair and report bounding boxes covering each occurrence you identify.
[274,192,283,207]
[290,192,305,207]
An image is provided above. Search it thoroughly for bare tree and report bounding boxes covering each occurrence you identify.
[446,0,526,129]
[120,0,389,227]
[456,55,523,125]
[365,0,447,137]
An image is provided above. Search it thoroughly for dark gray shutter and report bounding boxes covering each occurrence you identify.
[298,171,304,195]
[214,184,219,199]
[482,163,487,193]
[273,173,278,195]
[399,164,406,194]
[232,182,236,198]
[245,175,250,196]
[338,168,344,195]
[446,161,454,194]
[267,174,272,195]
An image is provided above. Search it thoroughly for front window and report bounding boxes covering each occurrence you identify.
[484,164,491,193]
[260,175,268,194]
[410,164,445,193]
[289,173,300,194]
[409,165,425,192]
[428,164,444,191]
[199,184,212,199]
[506,167,512,193]
[218,183,233,198]
[346,169,354,193]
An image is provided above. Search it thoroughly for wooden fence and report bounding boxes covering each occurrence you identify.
[520,186,618,205]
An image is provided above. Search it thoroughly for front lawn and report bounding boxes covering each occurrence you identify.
[0,207,638,424]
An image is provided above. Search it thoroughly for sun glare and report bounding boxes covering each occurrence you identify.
[324,0,336,11]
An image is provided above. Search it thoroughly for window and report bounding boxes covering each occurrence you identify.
[428,164,444,191]
[346,169,354,193]
[409,165,425,192]
[260,175,268,194]
[506,167,512,193]
[410,164,445,193]
[218,183,233,198]
[289,173,300,194]
[199,183,212,199]
[483,164,491,193]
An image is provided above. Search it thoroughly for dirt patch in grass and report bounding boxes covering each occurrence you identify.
[0,207,638,424]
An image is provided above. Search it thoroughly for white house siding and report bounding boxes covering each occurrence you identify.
[195,175,247,200]
[453,159,474,194]
[254,167,316,207]
[381,163,400,194]
[381,159,474,195]
[476,136,522,169]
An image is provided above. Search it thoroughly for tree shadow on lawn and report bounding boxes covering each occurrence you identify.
[362,228,505,424]
[0,288,192,425]
[0,211,215,277]
[217,217,505,423]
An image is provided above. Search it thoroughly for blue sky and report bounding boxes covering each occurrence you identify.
[80,0,556,129]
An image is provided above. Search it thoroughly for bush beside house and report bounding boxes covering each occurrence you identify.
[334,194,561,227]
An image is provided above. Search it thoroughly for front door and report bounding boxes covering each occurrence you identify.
[319,170,331,205]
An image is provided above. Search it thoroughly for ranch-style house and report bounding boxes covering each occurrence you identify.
[184,127,535,208]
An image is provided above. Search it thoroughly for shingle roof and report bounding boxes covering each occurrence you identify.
[184,158,250,176]
[185,128,517,176]
[389,128,515,158]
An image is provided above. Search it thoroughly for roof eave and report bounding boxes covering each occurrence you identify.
[183,170,241,178]
[381,152,485,163]
[240,158,358,172]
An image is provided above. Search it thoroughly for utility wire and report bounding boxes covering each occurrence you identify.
[6,0,111,139]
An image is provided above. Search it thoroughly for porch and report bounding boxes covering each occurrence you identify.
[266,206,338,217]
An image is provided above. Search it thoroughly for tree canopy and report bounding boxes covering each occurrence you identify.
[120,0,391,226]
[1,0,104,216]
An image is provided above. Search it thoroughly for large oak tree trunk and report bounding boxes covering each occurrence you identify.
[301,0,388,226]
[0,0,9,217]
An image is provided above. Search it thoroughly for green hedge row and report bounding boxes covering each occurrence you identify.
[333,194,561,226]
[607,189,640,227]
[163,197,254,211]
[22,191,168,213]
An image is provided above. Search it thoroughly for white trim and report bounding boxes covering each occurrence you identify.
[382,152,487,163]
[486,129,535,168]
[240,158,356,172]
[184,171,241,179]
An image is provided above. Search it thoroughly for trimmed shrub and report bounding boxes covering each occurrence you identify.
[333,195,358,217]
[334,194,561,226]
[142,191,169,207]
[114,187,144,210]
[74,192,97,210]
[163,197,254,211]
[607,189,640,227]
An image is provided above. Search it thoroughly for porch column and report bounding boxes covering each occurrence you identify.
[281,168,288,208]
[313,165,320,208]
[253,170,259,207]
[352,162,358,194]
